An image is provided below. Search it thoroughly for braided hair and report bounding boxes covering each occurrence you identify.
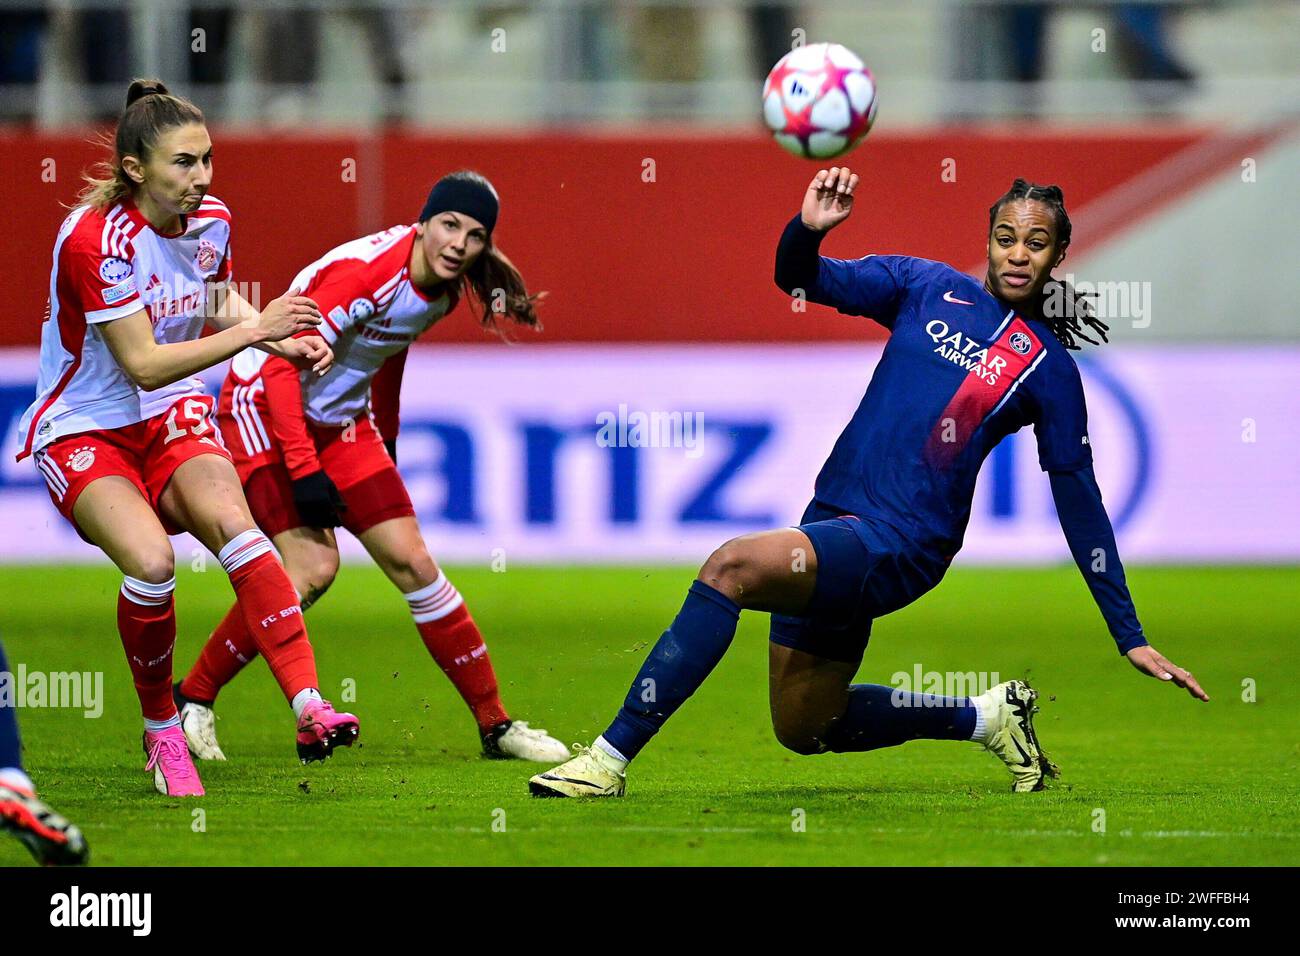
[987,179,1109,350]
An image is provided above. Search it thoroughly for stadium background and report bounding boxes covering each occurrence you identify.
[0,0,1296,868]
[0,1,1296,566]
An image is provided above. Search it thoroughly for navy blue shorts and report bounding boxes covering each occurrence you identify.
[769,500,950,665]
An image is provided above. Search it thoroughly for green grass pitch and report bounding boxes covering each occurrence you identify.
[2,563,1296,866]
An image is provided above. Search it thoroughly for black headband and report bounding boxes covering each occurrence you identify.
[419,175,499,236]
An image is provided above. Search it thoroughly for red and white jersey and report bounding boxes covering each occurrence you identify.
[219,347,314,478]
[290,224,454,425]
[17,195,233,460]
[219,342,408,482]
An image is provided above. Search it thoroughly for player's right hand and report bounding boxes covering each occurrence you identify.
[291,470,347,529]
[1125,645,1209,701]
[280,334,334,376]
[256,289,322,342]
[801,166,860,232]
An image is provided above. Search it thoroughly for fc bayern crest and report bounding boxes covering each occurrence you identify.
[349,297,376,322]
[1009,331,1033,355]
[196,239,219,272]
[67,446,96,473]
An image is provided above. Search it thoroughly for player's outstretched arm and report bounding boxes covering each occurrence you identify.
[371,347,409,462]
[775,166,861,295]
[256,355,345,528]
[775,166,907,328]
[260,355,323,479]
[208,284,332,376]
[100,300,322,392]
[1048,467,1208,702]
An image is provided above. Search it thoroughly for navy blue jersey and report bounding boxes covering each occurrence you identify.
[775,216,1146,653]
[808,251,1090,555]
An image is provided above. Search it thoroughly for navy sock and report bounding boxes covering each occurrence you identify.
[0,641,23,771]
[823,684,977,752]
[601,580,741,762]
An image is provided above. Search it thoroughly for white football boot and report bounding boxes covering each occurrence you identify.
[975,680,1059,793]
[481,719,570,762]
[174,684,227,761]
[528,745,627,798]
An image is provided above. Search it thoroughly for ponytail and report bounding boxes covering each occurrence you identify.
[461,243,544,337]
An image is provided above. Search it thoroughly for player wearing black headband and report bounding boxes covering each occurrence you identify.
[174,171,566,764]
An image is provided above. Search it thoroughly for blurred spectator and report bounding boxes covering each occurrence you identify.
[627,2,804,116]
[1112,4,1197,85]
[751,3,799,76]
[189,8,236,85]
[80,8,131,121]
[629,4,703,114]
[1005,2,1195,99]
[246,6,405,120]
[81,9,129,87]
[0,9,46,86]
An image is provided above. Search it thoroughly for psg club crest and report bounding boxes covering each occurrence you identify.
[98,257,132,283]
[196,239,219,272]
[66,446,96,473]
[1009,331,1033,355]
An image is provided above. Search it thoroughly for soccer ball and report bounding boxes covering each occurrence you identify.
[762,43,878,159]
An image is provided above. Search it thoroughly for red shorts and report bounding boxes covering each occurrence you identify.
[35,395,232,538]
[241,416,414,538]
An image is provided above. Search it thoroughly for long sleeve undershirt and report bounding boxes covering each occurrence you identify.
[1049,467,1148,654]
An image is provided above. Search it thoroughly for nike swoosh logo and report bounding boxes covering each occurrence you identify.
[539,774,605,790]
[1011,737,1034,768]
[943,291,974,306]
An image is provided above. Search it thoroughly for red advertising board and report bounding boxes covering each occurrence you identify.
[0,128,1207,345]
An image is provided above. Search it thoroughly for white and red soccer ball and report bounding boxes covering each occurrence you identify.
[762,43,877,159]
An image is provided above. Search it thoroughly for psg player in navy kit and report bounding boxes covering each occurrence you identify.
[530,167,1208,798]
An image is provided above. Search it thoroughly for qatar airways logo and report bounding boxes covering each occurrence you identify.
[925,319,1008,385]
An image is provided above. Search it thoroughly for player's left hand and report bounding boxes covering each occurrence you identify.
[279,334,333,376]
[1125,645,1209,701]
[801,166,860,232]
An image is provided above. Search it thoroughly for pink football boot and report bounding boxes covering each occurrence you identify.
[143,725,205,797]
[296,699,360,764]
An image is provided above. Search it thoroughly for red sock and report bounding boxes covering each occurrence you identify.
[218,530,318,703]
[406,574,508,731]
[181,603,260,704]
[118,576,179,721]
